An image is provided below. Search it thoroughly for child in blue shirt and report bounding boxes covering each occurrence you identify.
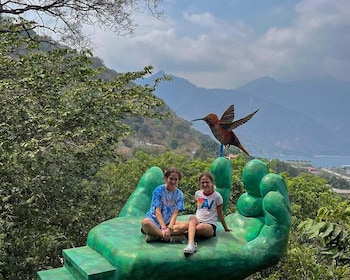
[141,167,188,242]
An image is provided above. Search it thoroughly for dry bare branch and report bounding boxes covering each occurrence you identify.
[0,0,163,48]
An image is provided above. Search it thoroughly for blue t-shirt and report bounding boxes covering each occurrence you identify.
[145,184,185,228]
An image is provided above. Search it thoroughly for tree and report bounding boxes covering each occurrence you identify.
[0,23,166,279]
[0,0,163,48]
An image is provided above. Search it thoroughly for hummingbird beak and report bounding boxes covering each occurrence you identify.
[191,118,204,122]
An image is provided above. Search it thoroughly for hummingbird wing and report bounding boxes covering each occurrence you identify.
[218,105,235,124]
[225,109,259,131]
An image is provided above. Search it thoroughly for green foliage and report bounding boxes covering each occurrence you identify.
[267,159,299,177]
[193,139,220,160]
[251,242,350,280]
[82,151,245,217]
[88,151,214,215]
[298,201,350,266]
[284,173,334,221]
[123,107,218,158]
[0,24,165,279]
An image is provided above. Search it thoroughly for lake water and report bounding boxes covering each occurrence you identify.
[254,154,350,168]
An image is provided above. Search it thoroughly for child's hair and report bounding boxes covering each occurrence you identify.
[164,167,182,180]
[198,172,215,184]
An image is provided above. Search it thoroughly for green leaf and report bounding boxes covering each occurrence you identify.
[319,223,333,238]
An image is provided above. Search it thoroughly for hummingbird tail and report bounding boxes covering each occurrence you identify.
[237,143,250,156]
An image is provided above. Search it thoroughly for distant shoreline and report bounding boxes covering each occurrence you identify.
[254,154,350,168]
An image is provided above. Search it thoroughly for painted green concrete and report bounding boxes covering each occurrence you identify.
[210,156,232,214]
[118,166,164,218]
[37,246,116,280]
[37,267,76,280]
[37,157,291,280]
[87,158,291,279]
[63,246,115,279]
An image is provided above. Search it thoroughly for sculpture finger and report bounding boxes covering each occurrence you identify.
[242,159,269,197]
[118,166,164,217]
[210,157,232,214]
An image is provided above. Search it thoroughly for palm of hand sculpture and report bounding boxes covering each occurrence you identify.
[84,157,291,280]
[191,105,258,156]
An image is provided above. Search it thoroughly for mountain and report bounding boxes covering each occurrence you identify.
[137,72,350,156]
[238,76,350,138]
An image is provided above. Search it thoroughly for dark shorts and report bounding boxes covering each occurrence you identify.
[211,224,217,236]
[199,222,216,237]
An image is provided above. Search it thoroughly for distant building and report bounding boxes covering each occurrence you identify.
[307,167,318,174]
[226,154,237,160]
[340,165,350,175]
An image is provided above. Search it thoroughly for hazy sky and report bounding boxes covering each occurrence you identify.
[88,0,350,89]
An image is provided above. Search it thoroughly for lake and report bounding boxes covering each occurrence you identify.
[254,154,350,168]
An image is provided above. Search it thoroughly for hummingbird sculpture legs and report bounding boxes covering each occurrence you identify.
[219,144,224,157]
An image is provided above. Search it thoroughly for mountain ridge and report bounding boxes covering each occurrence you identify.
[137,71,350,156]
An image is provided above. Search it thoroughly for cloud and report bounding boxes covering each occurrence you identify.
[255,0,350,82]
[89,0,350,89]
[183,11,215,25]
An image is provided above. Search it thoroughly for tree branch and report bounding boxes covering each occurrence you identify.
[0,0,163,48]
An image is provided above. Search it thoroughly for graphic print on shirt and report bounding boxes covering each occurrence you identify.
[162,188,177,208]
[145,185,184,228]
[197,197,214,210]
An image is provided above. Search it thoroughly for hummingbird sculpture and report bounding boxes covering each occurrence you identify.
[191,105,258,156]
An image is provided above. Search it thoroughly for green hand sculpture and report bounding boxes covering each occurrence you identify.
[87,158,291,280]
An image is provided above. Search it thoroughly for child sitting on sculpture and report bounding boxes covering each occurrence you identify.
[183,172,231,255]
[141,167,188,242]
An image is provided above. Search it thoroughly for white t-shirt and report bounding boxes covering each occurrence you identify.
[195,190,223,226]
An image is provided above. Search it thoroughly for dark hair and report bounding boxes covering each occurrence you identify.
[198,172,215,184]
[164,167,182,181]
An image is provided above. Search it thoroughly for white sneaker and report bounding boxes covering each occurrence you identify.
[183,243,197,255]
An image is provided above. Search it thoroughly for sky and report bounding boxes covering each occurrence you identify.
[86,0,350,89]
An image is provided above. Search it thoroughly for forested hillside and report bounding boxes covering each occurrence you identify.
[92,57,245,159]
